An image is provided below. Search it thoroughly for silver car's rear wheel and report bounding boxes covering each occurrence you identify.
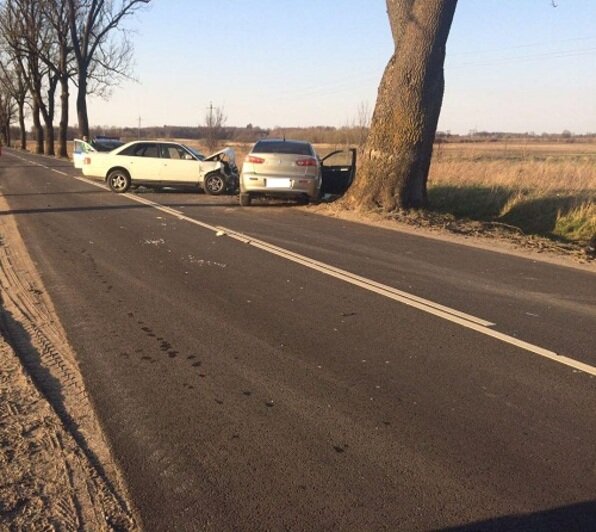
[107,169,131,193]
[204,173,226,195]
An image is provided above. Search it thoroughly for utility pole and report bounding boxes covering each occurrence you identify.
[207,102,214,150]
[207,102,214,126]
[137,115,142,139]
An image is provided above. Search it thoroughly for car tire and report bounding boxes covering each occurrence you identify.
[107,169,131,193]
[239,193,252,207]
[204,173,226,195]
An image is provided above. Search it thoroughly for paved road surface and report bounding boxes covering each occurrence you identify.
[1,149,595,530]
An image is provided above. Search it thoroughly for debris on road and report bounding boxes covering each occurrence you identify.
[143,238,165,246]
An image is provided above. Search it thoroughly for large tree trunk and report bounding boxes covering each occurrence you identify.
[44,123,55,156]
[76,73,89,138]
[345,0,457,211]
[59,76,69,158]
[32,100,44,154]
[18,100,27,150]
[43,80,57,156]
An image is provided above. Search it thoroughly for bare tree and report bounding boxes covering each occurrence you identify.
[0,53,28,150]
[0,86,16,145]
[41,0,74,158]
[345,0,457,211]
[356,100,371,147]
[0,0,41,151]
[204,103,227,152]
[67,0,152,138]
[0,0,59,155]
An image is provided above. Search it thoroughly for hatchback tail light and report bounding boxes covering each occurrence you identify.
[296,158,317,167]
[246,155,265,164]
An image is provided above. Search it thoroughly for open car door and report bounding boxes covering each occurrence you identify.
[320,148,357,196]
[73,139,96,169]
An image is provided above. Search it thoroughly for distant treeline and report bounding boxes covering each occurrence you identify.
[436,130,596,144]
[8,124,595,146]
[9,124,370,146]
[93,124,370,145]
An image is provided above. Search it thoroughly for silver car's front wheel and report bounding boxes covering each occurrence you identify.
[107,169,131,193]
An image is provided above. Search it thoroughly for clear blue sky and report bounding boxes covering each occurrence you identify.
[86,0,596,134]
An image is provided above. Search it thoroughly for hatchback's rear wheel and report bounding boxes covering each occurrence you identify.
[239,193,252,207]
[107,169,131,193]
[204,173,226,195]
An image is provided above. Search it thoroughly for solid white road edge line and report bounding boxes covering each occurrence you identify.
[9,153,595,378]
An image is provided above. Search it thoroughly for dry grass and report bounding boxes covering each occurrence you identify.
[427,142,596,243]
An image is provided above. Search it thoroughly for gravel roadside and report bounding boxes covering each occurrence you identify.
[0,194,138,530]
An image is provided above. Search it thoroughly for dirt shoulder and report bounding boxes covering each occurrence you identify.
[0,195,138,530]
[308,203,595,272]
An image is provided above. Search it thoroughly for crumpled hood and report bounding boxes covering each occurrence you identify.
[204,147,236,164]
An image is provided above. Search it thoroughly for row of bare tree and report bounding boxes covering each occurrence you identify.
[0,0,151,156]
[2,0,457,211]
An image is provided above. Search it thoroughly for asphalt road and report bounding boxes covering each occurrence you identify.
[1,149,595,531]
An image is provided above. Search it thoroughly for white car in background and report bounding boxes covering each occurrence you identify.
[75,139,238,195]
[73,137,124,169]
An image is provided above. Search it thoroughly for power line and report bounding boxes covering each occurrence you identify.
[449,46,596,69]
[449,35,596,57]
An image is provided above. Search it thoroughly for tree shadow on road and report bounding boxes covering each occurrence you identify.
[443,500,596,532]
[0,202,239,216]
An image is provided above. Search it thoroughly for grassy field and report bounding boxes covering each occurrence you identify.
[61,138,595,244]
[427,142,595,243]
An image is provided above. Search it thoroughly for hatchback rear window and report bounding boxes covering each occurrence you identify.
[252,141,313,156]
[92,139,123,152]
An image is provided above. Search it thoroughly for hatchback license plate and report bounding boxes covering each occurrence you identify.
[266,178,291,188]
